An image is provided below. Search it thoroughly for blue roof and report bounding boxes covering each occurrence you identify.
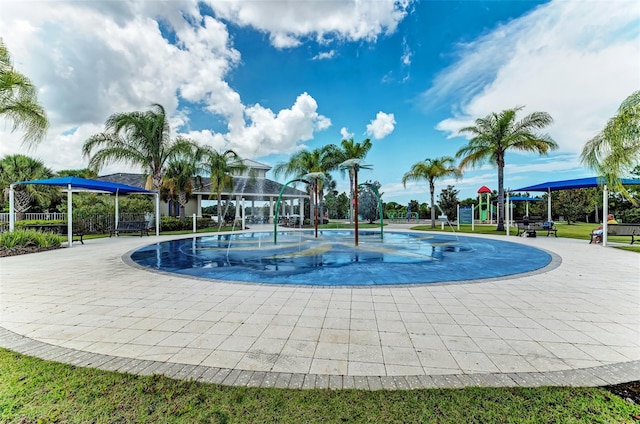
[514,177,640,192]
[14,176,153,194]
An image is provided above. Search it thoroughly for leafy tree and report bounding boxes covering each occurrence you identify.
[161,145,204,219]
[82,103,194,191]
[338,138,372,223]
[438,185,459,221]
[552,189,588,224]
[0,39,49,147]
[55,168,98,179]
[200,148,244,226]
[0,154,54,213]
[358,180,381,223]
[581,90,640,198]
[273,144,340,221]
[456,106,557,230]
[402,157,461,228]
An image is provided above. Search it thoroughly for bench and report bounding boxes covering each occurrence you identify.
[515,220,557,237]
[24,223,85,244]
[109,221,150,237]
[590,223,640,245]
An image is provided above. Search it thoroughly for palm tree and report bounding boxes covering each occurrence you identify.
[402,157,461,228]
[273,144,340,222]
[82,103,193,191]
[161,145,204,220]
[0,154,54,214]
[339,138,372,223]
[456,107,557,231]
[0,39,49,147]
[581,90,640,197]
[201,148,245,226]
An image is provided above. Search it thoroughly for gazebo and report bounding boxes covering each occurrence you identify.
[9,176,157,247]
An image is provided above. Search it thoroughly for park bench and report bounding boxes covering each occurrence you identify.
[515,219,557,237]
[24,223,85,244]
[590,223,640,245]
[109,221,150,237]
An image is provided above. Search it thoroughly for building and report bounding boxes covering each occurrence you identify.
[98,159,309,221]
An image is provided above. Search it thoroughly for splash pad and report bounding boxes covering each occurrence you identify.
[129,230,552,286]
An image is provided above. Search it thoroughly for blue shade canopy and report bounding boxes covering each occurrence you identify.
[503,196,543,202]
[514,177,640,192]
[14,176,153,194]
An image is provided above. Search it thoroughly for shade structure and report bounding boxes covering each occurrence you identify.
[513,176,640,246]
[514,177,640,192]
[9,177,158,247]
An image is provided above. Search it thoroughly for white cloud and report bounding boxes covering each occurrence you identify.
[0,0,334,173]
[207,0,412,48]
[426,0,640,154]
[340,127,354,140]
[312,50,336,60]
[366,112,396,139]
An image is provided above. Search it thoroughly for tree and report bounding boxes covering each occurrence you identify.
[273,144,340,221]
[0,154,54,213]
[338,138,372,223]
[402,157,461,228]
[552,189,588,225]
[456,107,557,231]
[358,180,381,223]
[82,103,194,192]
[438,185,460,221]
[201,148,244,226]
[581,90,640,198]
[0,39,49,148]
[161,145,204,220]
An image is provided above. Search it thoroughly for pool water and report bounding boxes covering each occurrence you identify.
[129,230,552,286]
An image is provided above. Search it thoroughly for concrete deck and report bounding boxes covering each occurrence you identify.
[1,225,638,389]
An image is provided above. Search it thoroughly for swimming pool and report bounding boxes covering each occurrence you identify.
[129,230,553,286]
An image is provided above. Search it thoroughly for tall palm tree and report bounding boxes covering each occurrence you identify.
[161,145,204,220]
[273,144,340,221]
[402,157,461,228]
[456,107,557,231]
[0,39,49,148]
[201,148,245,226]
[0,154,54,214]
[82,103,193,191]
[339,138,372,223]
[581,90,640,198]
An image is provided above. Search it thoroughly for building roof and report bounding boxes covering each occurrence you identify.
[98,173,308,200]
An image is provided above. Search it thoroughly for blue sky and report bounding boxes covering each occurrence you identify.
[1,0,639,204]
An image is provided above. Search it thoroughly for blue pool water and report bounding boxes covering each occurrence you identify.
[129,230,552,286]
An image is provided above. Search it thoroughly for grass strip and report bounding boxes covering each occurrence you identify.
[1,349,638,423]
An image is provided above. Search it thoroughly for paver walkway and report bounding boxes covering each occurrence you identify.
[1,226,638,389]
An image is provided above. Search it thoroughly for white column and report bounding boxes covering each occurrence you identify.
[547,188,552,222]
[9,184,15,231]
[235,196,241,219]
[269,197,274,222]
[506,192,510,236]
[67,184,73,247]
[197,194,202,217]
[299,197,305,222]
[602,185,609,247]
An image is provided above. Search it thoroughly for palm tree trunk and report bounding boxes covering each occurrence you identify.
[497,164,505,231]
[430,181,436,228]
[348,171,354,224]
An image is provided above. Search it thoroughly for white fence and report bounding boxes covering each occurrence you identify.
[0,212,67,223]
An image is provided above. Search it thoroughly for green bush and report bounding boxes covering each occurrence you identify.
[160,217,213,232]
[0,229,62,250]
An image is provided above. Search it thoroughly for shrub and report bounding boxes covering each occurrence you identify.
[0,229,62,250]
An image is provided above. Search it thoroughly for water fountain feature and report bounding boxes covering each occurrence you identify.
[129,229,552,286]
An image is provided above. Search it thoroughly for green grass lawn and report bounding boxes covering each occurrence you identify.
[2,349,638,423]
[409,222,640,252]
